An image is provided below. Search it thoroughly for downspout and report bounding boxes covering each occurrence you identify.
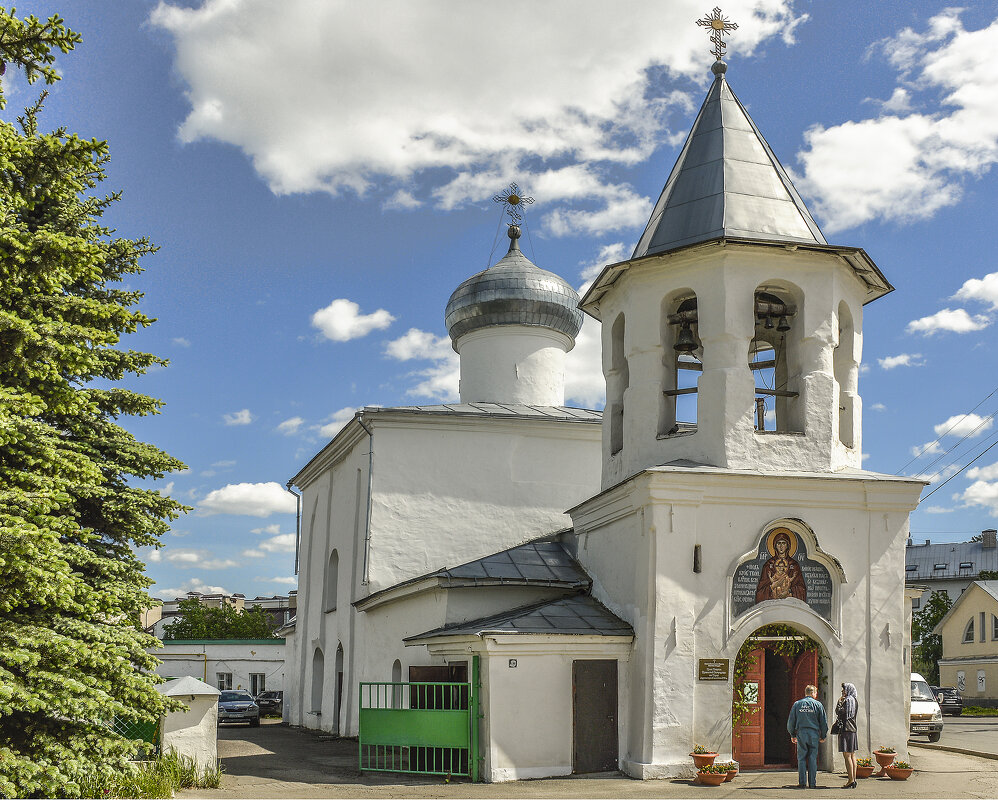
[357,414,374,586]
[285,482,302,574]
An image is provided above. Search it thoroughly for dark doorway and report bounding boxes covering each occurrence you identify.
[764,650,793,765]
[572,660,618,774]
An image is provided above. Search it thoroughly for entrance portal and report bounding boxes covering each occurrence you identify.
[733,634,819,768]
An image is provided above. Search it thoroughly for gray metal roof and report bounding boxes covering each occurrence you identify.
[361,403,602,421]
[445,227,583,345]
[438,539,590,588]
[904,540,998,581]
[633,65,826,259]
[405,595,633,642]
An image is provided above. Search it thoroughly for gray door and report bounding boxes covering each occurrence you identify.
[572,660,618,773]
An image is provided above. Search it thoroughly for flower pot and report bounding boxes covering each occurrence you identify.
[724,768,738,782]
[873,751,895,776]
[697,771,726,786]
[856,764,876,779]
[690,752,718,769]
[885,766,913,781]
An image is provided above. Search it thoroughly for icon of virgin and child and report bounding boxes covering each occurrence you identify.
[755,528,807,603]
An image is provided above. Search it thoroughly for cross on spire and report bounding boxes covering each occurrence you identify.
[493,182,534,224]
[696,7,738,62]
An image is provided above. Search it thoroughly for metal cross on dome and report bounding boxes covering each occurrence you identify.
[696,7,739,61]
[493,183,534,224]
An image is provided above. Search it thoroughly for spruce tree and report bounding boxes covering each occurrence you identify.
[0,9,187,796]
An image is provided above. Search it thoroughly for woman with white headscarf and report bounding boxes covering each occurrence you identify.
[835,682,859,788]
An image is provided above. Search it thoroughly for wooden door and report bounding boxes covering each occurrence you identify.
[790,649,818,705]
[572,660,618,773]
[733,648,765,768]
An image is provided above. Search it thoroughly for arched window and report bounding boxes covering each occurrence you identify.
[751,287,801,433]
[992,614,998,641]
[963,618,975,644]
[324,549,339,612]
[834,301,856,447]
[310,647,324,714]
[659,293,701,436]
[392,659,403,708]
[334,644,345,735]
[608,314,628,455]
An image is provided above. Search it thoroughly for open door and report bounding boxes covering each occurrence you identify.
[733,648,765,768]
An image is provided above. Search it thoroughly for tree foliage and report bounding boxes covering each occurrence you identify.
[0,8,81,109]
[163,598,279,641]
[0,9,187,796]
[911,590,953,685]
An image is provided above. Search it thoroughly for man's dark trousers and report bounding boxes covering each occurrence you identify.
[796,731,819,788]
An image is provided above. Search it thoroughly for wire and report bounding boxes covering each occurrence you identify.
[897,383,998,473]
[914,413,998,481]
[919,436,998,504]
[486,208,506,268]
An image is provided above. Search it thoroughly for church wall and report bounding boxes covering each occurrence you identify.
[365,418,601,591]
[571,469,921,778]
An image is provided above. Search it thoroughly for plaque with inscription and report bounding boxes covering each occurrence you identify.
[698,658,730,681]
[731,527,833,621]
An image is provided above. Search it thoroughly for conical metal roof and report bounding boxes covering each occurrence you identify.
[632,62,826,258]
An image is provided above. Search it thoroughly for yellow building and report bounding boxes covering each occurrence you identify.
[935,580,998,706]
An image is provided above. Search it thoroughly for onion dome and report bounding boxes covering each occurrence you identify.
[446,225,583,346]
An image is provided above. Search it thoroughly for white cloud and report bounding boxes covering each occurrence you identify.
[223,408,254,425]
[565,314,605,409]
[276,416,305,435]
[384,189,421,210]
[922,505,955,514]
[579,242,629,283]
[243,533,297,558]
[795,11,998,233]
[159,548,239,570]
[151,1,801,233]
[966,461,998,482]
[212,459,236,468]
[933,413,993,438]
[870,402,887,411]
[251,523,281,535]
[905,308,990,335]
[910,440,942,457]
[878,353,924,369]
[385,329,459,401]
[311,299,395,342]
[153,578,230,599]
[157,481,176,497]
[147,548,162,563]
[318,407,360,438]
[953,271,998,310]
[173,336,191,347]
[199,481,297,517]
[258,576,299,586]
[959,479,998,517]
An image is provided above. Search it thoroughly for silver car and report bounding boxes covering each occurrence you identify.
[218,690,260,727]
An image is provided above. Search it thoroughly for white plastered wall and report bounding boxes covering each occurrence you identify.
[153,640,285,693]
[571,467,922,778]
[596,244,868,489]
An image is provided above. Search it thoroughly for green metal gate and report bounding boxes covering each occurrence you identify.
[359,656,480,781]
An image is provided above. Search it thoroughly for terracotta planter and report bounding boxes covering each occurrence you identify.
[886,766,913,781]
[690,752,718,769]
[697,771,726,786]
[724,768,738,782]
[873,751,895,776]
[856,764,876,779]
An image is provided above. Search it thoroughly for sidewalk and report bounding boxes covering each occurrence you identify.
[180,736,998,799]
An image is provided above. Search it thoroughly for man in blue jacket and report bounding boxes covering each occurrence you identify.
[787,684,827,788]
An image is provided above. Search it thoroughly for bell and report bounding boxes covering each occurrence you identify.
[764,314,774,329]
[777,315,791,332]
[674,322,697,353]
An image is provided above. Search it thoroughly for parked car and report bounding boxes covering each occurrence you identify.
[256,690,283,716]
[910,672,943,742]
[931,685,964,716]
[218,690,260,727]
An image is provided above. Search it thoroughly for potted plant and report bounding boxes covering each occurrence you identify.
[696,763,728,786]
[716,761,738,782]
[856,757,875,779]
[873,745,896,776]
[885,759,913,781]
[690,744,718,769]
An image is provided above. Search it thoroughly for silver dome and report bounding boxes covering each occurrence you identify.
[446,227,584,345]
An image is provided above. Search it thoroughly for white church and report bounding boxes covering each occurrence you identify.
[283,47,924,782]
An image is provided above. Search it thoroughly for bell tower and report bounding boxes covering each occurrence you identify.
[581,48,892,490]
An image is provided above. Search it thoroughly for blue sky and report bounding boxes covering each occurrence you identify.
[8,0,998,600]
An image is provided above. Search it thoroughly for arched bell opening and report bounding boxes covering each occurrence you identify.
[659,292,701,436]
[607,313,629,455]
[834,301,857,448]
[750,286,802,433]
[732,623,829,769]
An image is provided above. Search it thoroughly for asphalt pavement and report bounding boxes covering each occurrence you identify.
[909,713,998,760]
[177,719,998,799]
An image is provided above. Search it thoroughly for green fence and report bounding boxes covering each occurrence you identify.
[359,657,480,781]
[110,715,161,751]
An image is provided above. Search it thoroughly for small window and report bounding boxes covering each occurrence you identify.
[934,563,947,570]
[250,673,266,696]
[960,562,973,569]
[963,619,975,644]
[912,597,921,609]
[217,672,233,691]
[992,614,998,641]
[905,564,918,572]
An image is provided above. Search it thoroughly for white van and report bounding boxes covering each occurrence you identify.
[910,672,943,742]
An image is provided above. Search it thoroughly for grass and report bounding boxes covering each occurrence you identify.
[963,705,998,716]
[79,752,223,798]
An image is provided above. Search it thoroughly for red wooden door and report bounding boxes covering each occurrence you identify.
[733,648,765,768]
[788,649,818,766]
